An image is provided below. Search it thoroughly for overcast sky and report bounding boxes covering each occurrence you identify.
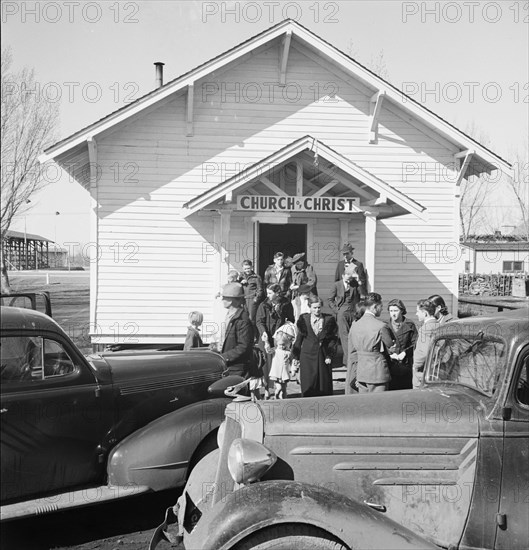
[3,0,528,244]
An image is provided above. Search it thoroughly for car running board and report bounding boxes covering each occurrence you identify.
[0,484,150,521]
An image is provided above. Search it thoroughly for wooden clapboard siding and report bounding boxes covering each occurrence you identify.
[89,40,459,341]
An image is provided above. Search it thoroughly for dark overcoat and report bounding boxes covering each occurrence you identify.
[292,313,338,397]
[221,308,253,376]
[382,318,418,390]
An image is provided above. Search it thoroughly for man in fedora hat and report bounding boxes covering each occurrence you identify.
[289,252,318,321]
[328,264,362,366]
[335,243,367,295]
[217,282,253,376]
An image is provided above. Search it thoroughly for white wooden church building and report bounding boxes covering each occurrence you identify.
[42,20,512,345]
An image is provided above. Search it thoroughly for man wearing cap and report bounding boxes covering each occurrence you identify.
[264,252,292,298]
[289,252,318,321]
[335,243,367,297]
[218,282,254,377]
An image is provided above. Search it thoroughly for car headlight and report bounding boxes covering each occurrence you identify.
[227,438,276,485]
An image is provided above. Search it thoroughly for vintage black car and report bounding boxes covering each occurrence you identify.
[1,305,231,521]
[160,312,529,550]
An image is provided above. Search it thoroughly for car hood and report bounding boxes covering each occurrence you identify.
[260,387,486,438]
[90,349,225,385]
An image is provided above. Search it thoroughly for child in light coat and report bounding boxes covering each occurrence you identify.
[264,321,297,399]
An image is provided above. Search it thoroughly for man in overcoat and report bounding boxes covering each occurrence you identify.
[219,283,253,377]
[328,267,362,365]
[348,292,393,392]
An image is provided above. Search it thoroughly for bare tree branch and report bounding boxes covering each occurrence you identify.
[1,46,59,291]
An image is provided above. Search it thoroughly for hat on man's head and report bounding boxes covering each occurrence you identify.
[222,282,244,298]
[292,252,305,264]
[341,243,355,253]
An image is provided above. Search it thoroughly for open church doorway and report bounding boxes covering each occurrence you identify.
[257,223,307,278]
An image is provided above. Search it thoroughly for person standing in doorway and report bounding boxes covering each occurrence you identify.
[289,252,318,321]
[349,292,393,393]
[264,252,292,299]
[335,243,367,299]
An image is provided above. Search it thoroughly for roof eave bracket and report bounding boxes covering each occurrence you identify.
[279,30,292,86]
[455,150,475,187]
[369,91,386,144]
[186,83,194,137]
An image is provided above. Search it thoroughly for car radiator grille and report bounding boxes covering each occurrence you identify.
[119,372,221,395]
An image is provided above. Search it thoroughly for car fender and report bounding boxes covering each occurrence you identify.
[107,398,231,491]
[185,480,436,550]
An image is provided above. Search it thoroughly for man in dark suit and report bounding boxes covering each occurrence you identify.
[349,292,394,392]
[335,243,367,298]
[328,268,361,365]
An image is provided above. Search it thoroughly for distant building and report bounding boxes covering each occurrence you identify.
[460,238,529,274]
[2,230,67,270]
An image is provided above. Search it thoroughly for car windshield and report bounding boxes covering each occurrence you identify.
[426,337,506,396]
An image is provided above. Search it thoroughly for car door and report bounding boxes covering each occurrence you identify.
[496,347,529,549]
[1,332,105,502]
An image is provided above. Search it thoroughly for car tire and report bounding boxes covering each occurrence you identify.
[234,524,348,550]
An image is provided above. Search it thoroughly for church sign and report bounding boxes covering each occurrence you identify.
[236,195,360,213]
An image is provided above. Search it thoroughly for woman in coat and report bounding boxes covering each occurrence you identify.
[382,298,418,390]
[292,295,338,397]
[256,283,295,398]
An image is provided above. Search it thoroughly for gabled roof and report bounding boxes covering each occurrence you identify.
[183,135,426,220]
[40,19,512,178]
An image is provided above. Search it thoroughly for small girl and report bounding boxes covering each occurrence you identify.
[184,311,204,350]
[265,321,297,399]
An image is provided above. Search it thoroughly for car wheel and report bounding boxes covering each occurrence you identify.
[234,524,348,550]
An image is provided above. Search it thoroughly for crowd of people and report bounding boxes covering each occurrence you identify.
[183,243,455,399]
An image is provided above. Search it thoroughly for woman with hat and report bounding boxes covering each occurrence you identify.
[289,252,318,321]
[216,282,254,377]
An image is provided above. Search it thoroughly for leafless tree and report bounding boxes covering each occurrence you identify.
[347,41,390,80]
[505,146,529,240]
[459,124,498,241]
[1,47,59,292]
